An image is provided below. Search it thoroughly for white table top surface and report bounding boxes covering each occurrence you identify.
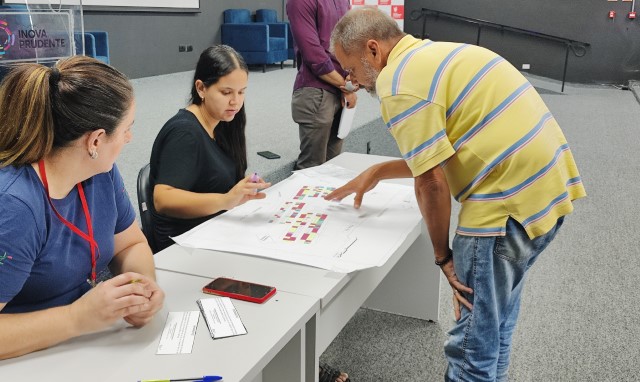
[1,270,319,382]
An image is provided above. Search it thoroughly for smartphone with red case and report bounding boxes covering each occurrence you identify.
[202,277,276,304]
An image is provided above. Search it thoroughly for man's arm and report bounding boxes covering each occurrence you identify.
[414,165,473,317]
[325,159,412,208]
[319,70,348,89]
[414,165,451,264]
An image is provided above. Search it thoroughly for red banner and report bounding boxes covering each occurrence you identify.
[391,5,404,20]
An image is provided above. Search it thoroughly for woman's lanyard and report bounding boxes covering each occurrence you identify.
[37,160,99,287]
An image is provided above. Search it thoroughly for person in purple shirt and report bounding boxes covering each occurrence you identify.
[287,0,358,170]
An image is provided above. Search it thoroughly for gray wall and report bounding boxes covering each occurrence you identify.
[405,1,640,85]
[83,0,285,79]
[85,0,640,84]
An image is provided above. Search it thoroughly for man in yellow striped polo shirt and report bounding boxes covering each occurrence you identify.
[327,7,585,382]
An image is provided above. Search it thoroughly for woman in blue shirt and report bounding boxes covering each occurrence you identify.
[0,56,165,359]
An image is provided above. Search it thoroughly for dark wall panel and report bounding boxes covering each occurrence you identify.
[85,0,640,83]
[406,0,640,84]
[83,0,284,78]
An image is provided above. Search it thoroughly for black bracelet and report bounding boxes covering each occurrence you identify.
[435,249,453,267]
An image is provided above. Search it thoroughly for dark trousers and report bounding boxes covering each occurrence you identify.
[292,87,343,170]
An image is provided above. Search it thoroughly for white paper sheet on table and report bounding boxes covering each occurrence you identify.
[173,164,422,273]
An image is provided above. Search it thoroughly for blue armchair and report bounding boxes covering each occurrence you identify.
[74,31,110,64]
[255,9,295,68]
[221,9,288,73]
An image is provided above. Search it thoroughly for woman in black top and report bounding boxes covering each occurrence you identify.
[149,46,270,252]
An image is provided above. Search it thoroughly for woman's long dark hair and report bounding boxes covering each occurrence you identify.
[191,45,248,181]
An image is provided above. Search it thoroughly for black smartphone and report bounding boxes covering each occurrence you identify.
[257,151,281,159]
[203,277,276,304]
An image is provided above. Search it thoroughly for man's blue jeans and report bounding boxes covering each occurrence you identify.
[444,217,564,382]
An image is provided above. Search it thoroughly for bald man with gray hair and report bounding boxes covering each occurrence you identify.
[328,7,585,382]
[331,6,404,56]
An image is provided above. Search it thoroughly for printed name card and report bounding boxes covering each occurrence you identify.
[156,311,200,355]
[197,297,247,339]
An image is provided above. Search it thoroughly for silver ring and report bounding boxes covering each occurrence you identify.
[453,289,459,294]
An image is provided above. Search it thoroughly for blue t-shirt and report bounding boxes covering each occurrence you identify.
[0,164,136,313]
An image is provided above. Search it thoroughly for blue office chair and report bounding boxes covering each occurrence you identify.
[255,8,295,68]
[74,31,110,64]
[87,31,110,64]
[137,163,159,253]
[221,9,288,72]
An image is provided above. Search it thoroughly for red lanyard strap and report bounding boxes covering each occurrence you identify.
[37,160,99,285]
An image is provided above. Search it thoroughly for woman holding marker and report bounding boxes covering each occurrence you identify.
[150,45,270,252]
[0,56,165,359]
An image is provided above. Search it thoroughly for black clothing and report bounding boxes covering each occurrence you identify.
[149,109,237,252]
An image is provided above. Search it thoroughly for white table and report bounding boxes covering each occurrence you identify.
[0,270,319,382]
[154,152,441,381]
